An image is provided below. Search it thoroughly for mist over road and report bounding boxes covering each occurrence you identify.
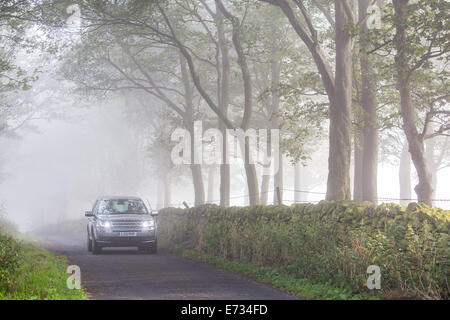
[41,236,299,300]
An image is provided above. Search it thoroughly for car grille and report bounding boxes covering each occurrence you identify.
[110,220,142,232]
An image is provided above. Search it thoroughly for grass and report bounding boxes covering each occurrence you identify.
[0,241,88,300]
[167,245,380,300]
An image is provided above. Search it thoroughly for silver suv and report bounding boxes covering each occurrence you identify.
[85,197,158,254]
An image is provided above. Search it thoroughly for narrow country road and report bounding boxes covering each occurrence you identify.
[40,236,299,300]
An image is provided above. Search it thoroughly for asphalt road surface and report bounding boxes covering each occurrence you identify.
[41,236,299,300]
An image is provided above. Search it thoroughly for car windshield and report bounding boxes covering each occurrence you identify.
[97,199,148,215]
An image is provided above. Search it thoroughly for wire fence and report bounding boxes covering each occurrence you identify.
[163,188,450,208]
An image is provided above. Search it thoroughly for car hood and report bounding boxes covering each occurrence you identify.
[97,214,152,221]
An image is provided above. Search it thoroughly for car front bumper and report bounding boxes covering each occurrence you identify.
[95,230,156,247]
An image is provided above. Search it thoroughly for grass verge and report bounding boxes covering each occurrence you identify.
[167,245,379,300]
[0,239,88,300]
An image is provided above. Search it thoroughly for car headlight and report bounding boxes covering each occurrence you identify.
[97,220,111,229]
[142,220,154,228]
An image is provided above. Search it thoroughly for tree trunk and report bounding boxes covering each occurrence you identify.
[207,166,215,203]
[294,162,305,203]
[273,153,283,205]
[353,130,364,201]
[190,163,205,206]
[425,124,437,193]
[217,0,259,205]
[217,6,230,207]
[243,135,259,206]
[219,162,230,207]
[180,54,205,206]
[326,0,353,201]
[245,162,259,206]
[260,170,270,205]
[425,128,437,205]
[359,0,379,203]
[271,47,283,205]
[393,0,433,206]
[260,121,272,205]
[187,121,205,206]
[399,85,432,205]
[399,141,412,205]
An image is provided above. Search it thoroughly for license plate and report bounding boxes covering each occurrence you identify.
[118,232,137,237]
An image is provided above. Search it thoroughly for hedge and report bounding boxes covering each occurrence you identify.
[0,214,22,292]
[158,201,449,299]
[0,233,22,292]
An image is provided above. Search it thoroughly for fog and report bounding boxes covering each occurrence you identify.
[1,98,448,232]
[0,1,449,233]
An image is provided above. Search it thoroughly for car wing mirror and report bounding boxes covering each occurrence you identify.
[151,210,158,217]
[85,211,94,217]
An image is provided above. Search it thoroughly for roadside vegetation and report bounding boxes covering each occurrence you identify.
[0,214,87,300]
[169,246,373,300]
[159,202,450,300]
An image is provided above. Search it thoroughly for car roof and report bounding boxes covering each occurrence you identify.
[96,196,143,201]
